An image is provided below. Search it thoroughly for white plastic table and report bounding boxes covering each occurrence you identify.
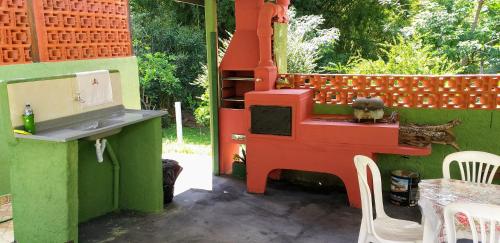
[418,179,500,243]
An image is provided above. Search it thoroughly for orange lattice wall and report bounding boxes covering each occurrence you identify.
[278,74,500,110]
[33,0,132,61]
[0,0,32,65]
[0,0,132,65]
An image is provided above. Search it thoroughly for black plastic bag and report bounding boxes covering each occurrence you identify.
[162,159,183,204]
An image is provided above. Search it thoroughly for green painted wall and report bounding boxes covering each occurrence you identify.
[10,139,79,243]
[314,104,500,190]
[0,56,162,241]
[0,57,140,109]
[118,118,164,212]
[78,118,164,222]
[9,118,163,242]
[78,137,117,222]
[0,82,14,195]
[0,57,141,196]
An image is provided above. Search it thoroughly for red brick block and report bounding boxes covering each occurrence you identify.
[0,0,31,65]
[34,0,132,62]
[279,74,499,110]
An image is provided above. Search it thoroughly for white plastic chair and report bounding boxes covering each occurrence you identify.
[354,155,423,243]
[444,203,500,243]
[443,151,500,184]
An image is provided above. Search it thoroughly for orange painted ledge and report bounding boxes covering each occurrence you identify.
[377,144,432,156]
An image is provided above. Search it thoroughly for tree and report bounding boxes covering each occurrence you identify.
[193,36,232,127]
[131,0,207,111]
[138,52,182,112]
[324,36,461,75]
[287,8,339,73]
[217,0,236,39]
[292,0,417,66]
[130,0,204,28]
[403,0,499,73]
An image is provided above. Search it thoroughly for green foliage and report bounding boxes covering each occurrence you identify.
[402,0,499,73]
[162,126,211,155]
[287,8,339,73]
[130,0,204,28]
[312,0,497,74]
[293,0,417,65]
[138,52,181,113]
[130,0,497,129]
[194,106,211,127]
[325,36,461,75]
[193,65,211,127]
[163,126,211,146]
[131,0,207,112]
[193,37,231,127]
[217,0,236,39]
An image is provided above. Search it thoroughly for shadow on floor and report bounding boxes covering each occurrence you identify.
[80,176,422,243]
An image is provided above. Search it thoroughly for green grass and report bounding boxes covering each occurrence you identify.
[162,126,211,155]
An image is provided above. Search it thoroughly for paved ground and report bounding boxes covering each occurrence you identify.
[168,153,213,196]
[0,203,13,243]
[2,152,474,243]
[79,175,421,243]
[1,152,424,243]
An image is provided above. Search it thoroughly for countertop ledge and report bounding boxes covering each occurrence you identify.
[14,106,167,142]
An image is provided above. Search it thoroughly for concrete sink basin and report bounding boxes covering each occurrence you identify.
[69,118,124,131]
[14,106,167,142]
[69,119,124,140]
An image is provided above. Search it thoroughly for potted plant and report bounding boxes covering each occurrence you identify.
[232,148,246,180]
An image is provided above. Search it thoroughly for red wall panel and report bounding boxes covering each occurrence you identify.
[279,74,500,110]
[32,0,132,62]
[0,0,32,65]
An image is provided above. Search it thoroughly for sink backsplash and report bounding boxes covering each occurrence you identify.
[7,71,123,128]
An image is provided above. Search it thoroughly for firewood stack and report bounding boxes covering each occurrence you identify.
[399,119,462,150]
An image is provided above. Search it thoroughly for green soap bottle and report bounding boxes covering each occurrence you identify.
[22,104,36,134]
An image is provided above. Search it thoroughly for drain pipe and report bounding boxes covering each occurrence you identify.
[95,139,107,163]
[105,141,120,211]
[95,139,120,211]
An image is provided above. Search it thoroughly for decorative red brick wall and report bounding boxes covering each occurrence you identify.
[32,0,132,62]
[0,0,132,65]
[278,74,500,110]
[0,0,32,65]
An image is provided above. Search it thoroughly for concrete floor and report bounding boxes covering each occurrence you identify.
[79,176,421,243]
[0,203,13,243]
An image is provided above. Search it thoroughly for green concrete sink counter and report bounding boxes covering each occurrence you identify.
[10,114,165,243]
[14,106,167,142]
[0,65,165,243]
